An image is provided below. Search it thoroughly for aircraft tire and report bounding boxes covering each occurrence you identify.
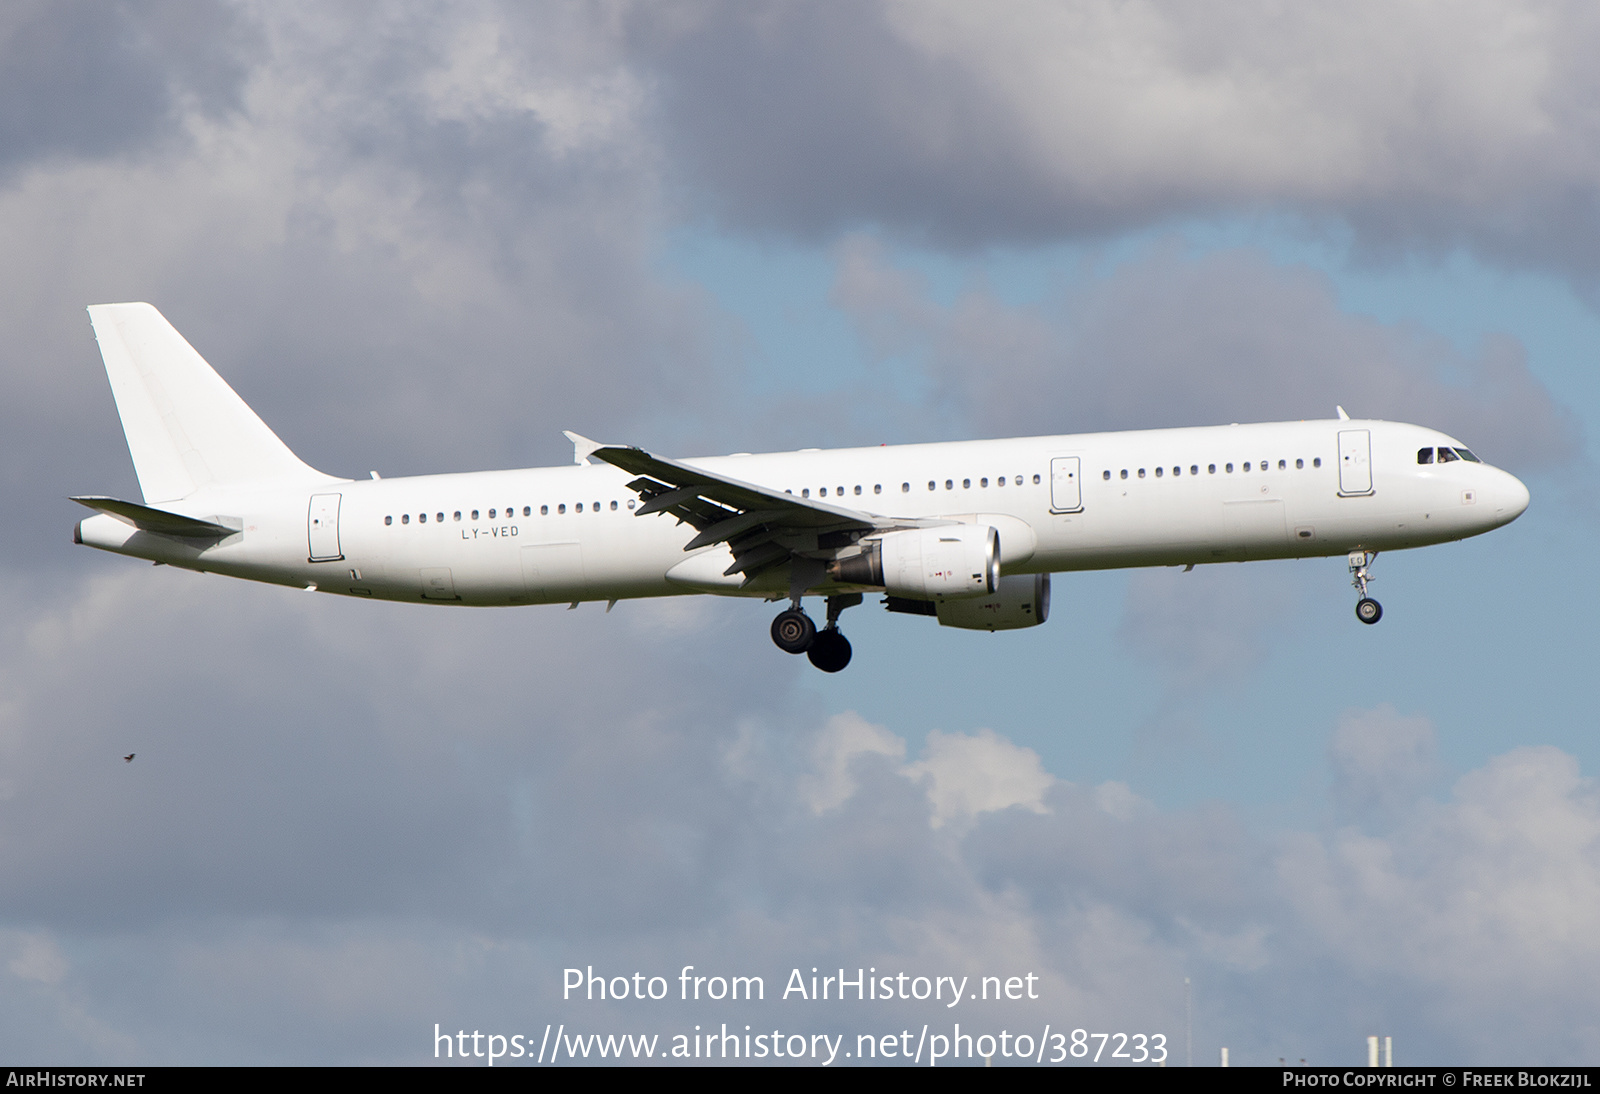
[771,609,816,653]
[1356,597,1383,625]
[807,629,852,673]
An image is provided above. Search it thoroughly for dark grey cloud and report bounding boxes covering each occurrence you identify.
[0,0,252,179]
[632,1,1600,282]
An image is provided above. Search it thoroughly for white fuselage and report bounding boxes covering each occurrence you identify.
[75,418,1530,606]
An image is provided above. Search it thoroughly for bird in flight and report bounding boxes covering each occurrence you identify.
[123,754,135,763]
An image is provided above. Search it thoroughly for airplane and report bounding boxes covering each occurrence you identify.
[72,303,1531,673]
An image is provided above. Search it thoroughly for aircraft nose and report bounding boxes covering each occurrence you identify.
[1497,470,1530,522]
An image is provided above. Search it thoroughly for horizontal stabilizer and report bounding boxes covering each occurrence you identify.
[70,496,236,539]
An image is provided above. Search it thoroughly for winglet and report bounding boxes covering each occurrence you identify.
[563,431,605,466]
[1336,406,1350,420]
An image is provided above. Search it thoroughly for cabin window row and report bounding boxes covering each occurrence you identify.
[384,499,636,526]
[1102,458,1322,481]
[790,475,1042,499]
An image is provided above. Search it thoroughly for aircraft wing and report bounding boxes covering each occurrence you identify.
[591,444,939,582]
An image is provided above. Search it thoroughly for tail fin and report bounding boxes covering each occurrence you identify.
[87,303,332,503]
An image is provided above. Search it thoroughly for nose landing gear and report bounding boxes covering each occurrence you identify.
[769,593,860,671]
[1349,550,1382,624]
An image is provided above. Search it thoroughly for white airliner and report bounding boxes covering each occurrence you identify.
[73,303,1530,672]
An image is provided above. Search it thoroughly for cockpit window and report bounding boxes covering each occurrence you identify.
[1456,448,1481,462]
[1417,447,1434,464]
[1437,447,1460,463]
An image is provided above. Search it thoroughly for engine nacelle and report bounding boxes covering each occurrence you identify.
[831,525,999,600]
[935,573,1051,631]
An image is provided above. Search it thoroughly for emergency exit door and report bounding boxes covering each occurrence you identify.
[1050,457,1082,512]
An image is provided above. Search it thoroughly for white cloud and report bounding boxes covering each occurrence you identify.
[903,728,1054,828]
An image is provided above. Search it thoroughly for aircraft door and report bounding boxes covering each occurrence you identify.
[308,493,343,561]
[1050,456,1082,512]
[1338,430,1373,496]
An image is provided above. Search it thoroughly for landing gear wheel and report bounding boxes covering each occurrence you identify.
[806,629,852,673]
[771,609,816,653]
[1356,597,1383,625]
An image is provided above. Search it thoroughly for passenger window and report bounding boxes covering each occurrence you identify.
[1226,463,1234,473]
[1313,458,1321,467]
[610,500,618,510]
[454,511,462,521]
[384,515,392,526]
[836,486,844,496]
[557,505,565,514]
[928,481,935,491]
[1437,447,1459,463]
[437,512,445,522]
[1033,474,1041,484]
[488,509,496,519]
[1191,465,1199,475]
[819,487,827,497]
[419,513,427,523]
[855,485,863,495]
[401,514,410,524]
[593,501,600,511]
[996,475,1005,486]
[946,479,954,490]
[1103,470,1111,480]
[1417,448,1434,464]
[1172,466,1180,476]
[980,477,988,487]
[1278,460,1286,470]
[540,505,548,515]
[1015,476,1023,485]
[1208,464,1216,474]
[802,489,810,498]
[901,483,909,493]
[1296,459,1303,469]
[963,478,971,488]
[576,503,583,512]
[1242,462,1251,472]
[627,499,636,509]
[873,484,881,494]
[1154,467,1162,477]
[1120,469,1129,480]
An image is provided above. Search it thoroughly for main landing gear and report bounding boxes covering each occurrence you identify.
[1349,550,1382,625]
[770,594,861,672]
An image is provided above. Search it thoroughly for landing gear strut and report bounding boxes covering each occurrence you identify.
[769,593,860,671]
[1349,550,1382,624]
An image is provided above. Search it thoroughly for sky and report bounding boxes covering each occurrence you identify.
[3,0,1600,1067]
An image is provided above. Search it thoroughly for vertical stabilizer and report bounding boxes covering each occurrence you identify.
[87,303,332,503]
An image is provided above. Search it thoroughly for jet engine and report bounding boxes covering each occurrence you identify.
[831,525,999,600]
[934,573,1051,630]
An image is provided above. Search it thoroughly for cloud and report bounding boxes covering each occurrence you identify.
[1,560,1595,1065]
[1328,704,1442,825]
[830,237,1583,472]
[637,1,1600,280]
[903,728,1053,828]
